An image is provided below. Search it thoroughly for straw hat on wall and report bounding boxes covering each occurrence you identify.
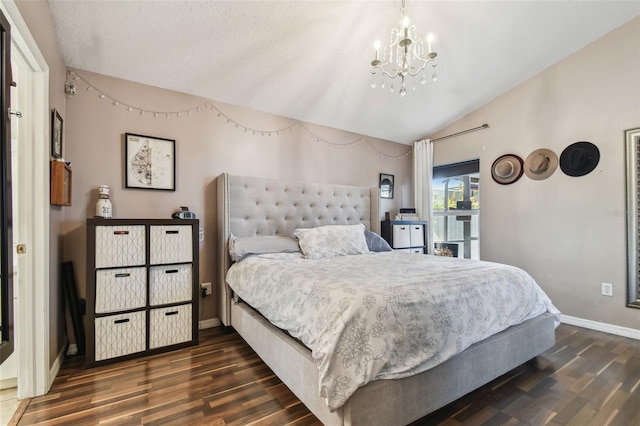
[524,149,558,180]
[491,154,524,185]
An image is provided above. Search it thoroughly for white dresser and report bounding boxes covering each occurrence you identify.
[381,220,428,254]
[86,218,199,365]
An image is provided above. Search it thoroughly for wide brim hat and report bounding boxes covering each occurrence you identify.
[491,154,524,185]
[524,148,558,180]
[560,141,600,177]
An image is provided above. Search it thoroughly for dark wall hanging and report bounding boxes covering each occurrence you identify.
[380,173,394,199]
[559,141,600,177]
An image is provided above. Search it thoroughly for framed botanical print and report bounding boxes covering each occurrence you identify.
[125,133,176,191]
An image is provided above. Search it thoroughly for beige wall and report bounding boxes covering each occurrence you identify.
[62,70,411,323]
[431,17,640,330]
[15,0,67,367]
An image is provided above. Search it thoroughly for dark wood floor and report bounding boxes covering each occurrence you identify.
[12,324,640,425]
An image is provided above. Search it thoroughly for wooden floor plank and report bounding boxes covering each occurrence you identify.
[12,324,640,425]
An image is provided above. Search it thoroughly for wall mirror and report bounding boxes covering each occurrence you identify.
[625,127,640,308]
[379,173,394,199]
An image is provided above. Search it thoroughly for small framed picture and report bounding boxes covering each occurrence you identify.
[51,109,63,159]
[125,133,176,191]
[379,173,394,199]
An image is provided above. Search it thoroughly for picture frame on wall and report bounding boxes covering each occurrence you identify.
[51,109,63,159]
[125,133,176,191]
[380,173,394,199]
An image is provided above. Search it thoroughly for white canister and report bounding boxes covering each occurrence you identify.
[96,185,112,218]
[96,198,112,218]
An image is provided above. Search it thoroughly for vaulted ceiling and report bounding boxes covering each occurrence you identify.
[47,1,640,144]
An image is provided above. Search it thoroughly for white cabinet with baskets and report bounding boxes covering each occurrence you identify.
[381,220,428,254]
[86,218,199,365]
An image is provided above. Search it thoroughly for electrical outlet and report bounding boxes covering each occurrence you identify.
[601,282,613,297]
[201,282,212,296]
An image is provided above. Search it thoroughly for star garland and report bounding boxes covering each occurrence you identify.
[68,69,412,160]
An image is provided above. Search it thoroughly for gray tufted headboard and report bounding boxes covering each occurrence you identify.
[216,173,380,325]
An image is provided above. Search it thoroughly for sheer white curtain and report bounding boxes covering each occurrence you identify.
[413,139,434,254]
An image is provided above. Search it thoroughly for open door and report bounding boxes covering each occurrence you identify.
[0,8,13,365]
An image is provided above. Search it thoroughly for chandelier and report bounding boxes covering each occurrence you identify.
[370,0,438,97]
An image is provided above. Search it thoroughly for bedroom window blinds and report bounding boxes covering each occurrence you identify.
[432,159,479,259]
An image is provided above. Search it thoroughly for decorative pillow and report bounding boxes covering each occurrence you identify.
[229,235,300,262]
[294,224,370,260]
[364,230,392,252]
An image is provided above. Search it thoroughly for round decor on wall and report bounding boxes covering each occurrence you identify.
[491,154,524,185]
[559,142,600,177]
[524,148,558,180]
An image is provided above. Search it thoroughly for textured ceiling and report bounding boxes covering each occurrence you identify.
[47,1,640,144]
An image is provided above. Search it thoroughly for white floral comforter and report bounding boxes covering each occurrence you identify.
[226,251,560,411]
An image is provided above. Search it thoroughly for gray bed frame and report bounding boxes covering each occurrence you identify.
[217,172,555,425]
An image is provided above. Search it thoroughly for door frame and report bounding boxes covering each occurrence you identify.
[0,0,51,398]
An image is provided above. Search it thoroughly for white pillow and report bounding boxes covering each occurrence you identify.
[294,224,370,260]
[229,235,300,262]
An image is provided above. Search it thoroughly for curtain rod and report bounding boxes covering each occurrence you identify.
[428,123,489,142]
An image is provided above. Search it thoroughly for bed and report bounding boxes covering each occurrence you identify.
[216,172,558,425]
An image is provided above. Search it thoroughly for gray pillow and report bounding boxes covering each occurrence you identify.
[365,230,392,252]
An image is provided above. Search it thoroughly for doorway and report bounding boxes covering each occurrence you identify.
[0,31,19,387]
[0,32,26,423]
[432,159,480,259]
[0,33,27,386]
[0,0,52,404]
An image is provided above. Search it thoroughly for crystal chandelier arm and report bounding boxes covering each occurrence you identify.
[406,62,427,77]
[405,55,437,77]
[371,65,400,79]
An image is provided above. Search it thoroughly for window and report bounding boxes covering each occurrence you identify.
[432,159,479,259]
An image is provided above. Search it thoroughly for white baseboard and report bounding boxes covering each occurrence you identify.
[49,344,67,388]
[66,344,78,356]
[561,314,640,341]
[0,377,17,390]
[199,318,221,329]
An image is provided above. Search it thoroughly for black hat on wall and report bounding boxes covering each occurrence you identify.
[559,142,600,177]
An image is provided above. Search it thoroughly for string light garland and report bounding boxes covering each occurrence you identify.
[68,69,412,160]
